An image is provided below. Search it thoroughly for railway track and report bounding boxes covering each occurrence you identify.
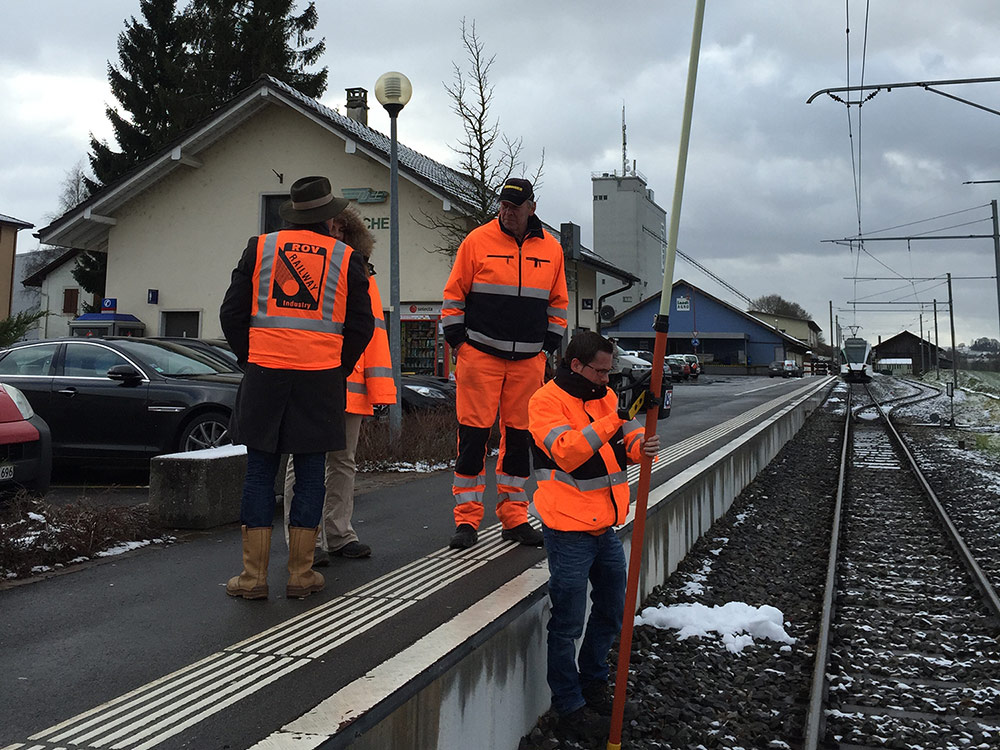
[804,383,1000,749]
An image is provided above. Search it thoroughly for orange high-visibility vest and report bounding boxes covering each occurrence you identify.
[528,379,644,532]
[248,229,355,370]
[346,276,396,415]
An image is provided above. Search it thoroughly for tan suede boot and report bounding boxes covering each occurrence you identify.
[226,526,271,600]
[287,526,325,599]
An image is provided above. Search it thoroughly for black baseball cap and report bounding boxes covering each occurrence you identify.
[498,178,534,206]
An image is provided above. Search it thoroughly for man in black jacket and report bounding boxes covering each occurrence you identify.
[220,175,373,600]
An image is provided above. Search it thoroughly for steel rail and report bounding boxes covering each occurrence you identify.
[801,389,851,750]
[870,387,1000,622]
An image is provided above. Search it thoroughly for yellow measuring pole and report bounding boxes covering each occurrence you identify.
[607,1,706,747]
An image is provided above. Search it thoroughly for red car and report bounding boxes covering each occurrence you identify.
[0,383,52,495]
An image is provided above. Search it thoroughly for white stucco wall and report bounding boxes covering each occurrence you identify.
[37,260,87,338]
[104,104,459,337]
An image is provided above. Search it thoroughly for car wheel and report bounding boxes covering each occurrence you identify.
[178,411,231,452]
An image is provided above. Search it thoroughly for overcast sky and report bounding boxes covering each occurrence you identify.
[3,1,1000,346]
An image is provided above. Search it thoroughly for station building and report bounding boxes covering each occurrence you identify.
[29,76,634,375]
[601,279,812,373]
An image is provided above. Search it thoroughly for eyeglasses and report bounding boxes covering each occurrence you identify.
[583,363,612,377]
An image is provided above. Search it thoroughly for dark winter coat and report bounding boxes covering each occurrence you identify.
[219,224,374,454]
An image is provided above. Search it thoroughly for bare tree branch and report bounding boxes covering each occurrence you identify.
[418,17,544,259]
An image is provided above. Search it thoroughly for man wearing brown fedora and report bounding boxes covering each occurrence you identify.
[220,175,374,600]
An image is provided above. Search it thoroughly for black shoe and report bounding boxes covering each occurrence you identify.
[449,524,478,549]
[501,522,543,546]
[331,541,371,558]
[556,705,610,742]
[582,681,638,719]
[312,547,330,567]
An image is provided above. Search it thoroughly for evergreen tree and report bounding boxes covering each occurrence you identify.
[187,0,327,100]
[71,252,108,313]
[87,0,327,191]
[87,0,191,190]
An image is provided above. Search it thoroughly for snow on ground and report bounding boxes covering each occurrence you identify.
[635,601,796,654]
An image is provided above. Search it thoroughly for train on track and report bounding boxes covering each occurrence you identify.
[840,336,873,382]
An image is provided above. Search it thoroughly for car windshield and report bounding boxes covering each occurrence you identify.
[113,340,235,376]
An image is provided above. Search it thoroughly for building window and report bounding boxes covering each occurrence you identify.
[262,194,289,234]
[593,195,608,201]
[62,288,79,315]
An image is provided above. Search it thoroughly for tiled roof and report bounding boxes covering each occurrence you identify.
[264,77,479,210]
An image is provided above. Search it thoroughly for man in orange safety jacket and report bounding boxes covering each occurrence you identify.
[441,178,569,549]
[528,330,659,740]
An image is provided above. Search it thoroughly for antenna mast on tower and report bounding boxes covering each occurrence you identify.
[622,102,628,176]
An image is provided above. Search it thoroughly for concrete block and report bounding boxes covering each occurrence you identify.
[149,445,248,529]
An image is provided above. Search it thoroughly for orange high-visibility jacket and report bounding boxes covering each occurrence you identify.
[249,229,356,370]
[346,276,396,415]
[529,377,644,532]
[441,217,569,360]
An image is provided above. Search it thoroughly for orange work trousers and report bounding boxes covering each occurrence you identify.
[452,345,546,529]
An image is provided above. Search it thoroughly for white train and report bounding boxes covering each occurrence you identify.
[840,337,873,383]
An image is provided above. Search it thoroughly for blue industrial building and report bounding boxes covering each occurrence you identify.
[601,279,811,372]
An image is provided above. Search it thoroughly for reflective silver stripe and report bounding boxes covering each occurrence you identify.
[519,285,550,300]
[251,316,344,333]
[364,366,393,379]
[547,306,568,320]
[544,424,572,451]
[470,282,517,296]
[539,469,628,492]
[255,233,279,314]
[496,473,527,488]
[347,382,367,394]
[453,473,484,488]
[625,433,642,453]
[320,240,348,321]
[514,341,543,353]
[374,318,387,330]
[581,424,603,452]
[467,329,544,354]
[454,490,483,505]
[548,321,566,335]
[443,298,466,310]
[441,313,465,325]
[625,419,642,433]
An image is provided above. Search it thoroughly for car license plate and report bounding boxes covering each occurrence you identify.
[0,464,13,481]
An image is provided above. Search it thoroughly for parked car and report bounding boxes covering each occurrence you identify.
[623,349,654,364]
[782,359,804,377]
[613,346,652,377]
[0,338,242,464]
[0,383,52,495]
[682,354,701,379]
[665,354,691,381]
[768,359,803,378]
[149,337,240,370]
[400,374,455,412]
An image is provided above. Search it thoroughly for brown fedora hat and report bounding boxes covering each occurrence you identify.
[279,176,350,225]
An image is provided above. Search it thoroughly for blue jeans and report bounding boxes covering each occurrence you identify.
[542,525,627,716]
[241,449,325,528]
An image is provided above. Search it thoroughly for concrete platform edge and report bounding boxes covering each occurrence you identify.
[263,378,833,750]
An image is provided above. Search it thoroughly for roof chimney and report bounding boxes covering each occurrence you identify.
[345,87,369,126]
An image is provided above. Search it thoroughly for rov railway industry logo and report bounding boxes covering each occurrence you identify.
[272,242,327,310]
[342,187,388,204]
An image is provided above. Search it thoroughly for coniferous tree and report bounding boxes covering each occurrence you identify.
[87,0,327,191]
[87,0,191,191]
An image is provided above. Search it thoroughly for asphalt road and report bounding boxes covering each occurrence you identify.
[0,374,830,750]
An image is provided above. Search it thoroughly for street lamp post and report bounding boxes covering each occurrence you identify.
[375,71,412,439]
